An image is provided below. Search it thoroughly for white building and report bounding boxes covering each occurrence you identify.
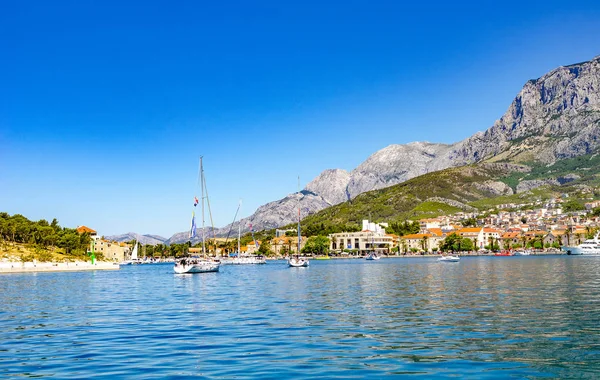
[329,220,393,255]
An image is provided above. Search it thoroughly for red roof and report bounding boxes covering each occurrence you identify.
[77,226,96,234]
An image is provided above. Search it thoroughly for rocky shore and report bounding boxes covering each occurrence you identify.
[0,261,120,274]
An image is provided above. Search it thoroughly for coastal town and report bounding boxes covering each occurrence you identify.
[28,195,597,265]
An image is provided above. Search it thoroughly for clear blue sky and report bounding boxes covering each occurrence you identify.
[1,0,600,238]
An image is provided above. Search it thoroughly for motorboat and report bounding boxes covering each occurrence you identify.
[561,232,600,255]
[438,254,460,262]
[513,250,532,256]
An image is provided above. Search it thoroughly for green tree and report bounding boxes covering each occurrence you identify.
[563,199,584,212]
[302,235,330,254]
[460,237,474,251]
[461,217,478,227]
[258,240,272,256]
[440,233,462,252]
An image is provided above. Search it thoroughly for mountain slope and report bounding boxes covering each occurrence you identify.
[299,164,519,231]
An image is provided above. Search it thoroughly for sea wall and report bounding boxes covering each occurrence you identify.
[0,261,120,274]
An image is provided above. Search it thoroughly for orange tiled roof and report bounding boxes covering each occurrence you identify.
[77,225,96,234]
[401,233,432,239]
[427,228,443,236]
[482,227,501,233]
[457,227,481,233]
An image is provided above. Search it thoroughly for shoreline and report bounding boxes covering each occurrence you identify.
[0,261,120,274]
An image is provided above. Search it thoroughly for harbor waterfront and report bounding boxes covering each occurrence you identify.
[1,256,599,378]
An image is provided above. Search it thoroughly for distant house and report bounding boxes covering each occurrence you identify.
[401,233,438,253]
[270,236,306,255]
[76,225,97,236]
[456,227,501,249]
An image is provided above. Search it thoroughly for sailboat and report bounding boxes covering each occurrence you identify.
[174,157,220,274]
[365,232,380,260]
[120,241,142,265]
[221,201,266,265]
[288,178,309,268]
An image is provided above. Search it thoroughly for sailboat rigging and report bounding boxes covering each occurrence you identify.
[221,200,266,265]
[174,157,220,274]
[288,177,309,268]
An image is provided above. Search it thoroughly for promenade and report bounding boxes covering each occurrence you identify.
[0,261,120,274]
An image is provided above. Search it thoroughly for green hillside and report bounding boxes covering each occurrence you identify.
[299,165,512,234]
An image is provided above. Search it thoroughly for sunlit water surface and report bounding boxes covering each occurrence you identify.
[1,256,599,378]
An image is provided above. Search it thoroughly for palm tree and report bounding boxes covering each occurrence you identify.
[420,235,429,253]
[520,231,527,249]
[401,239,408,255]
[564,228,572,246]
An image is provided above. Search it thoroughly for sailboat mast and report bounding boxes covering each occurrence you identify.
[238,200,241,254]
[297,176,301,255]
[200,156,206,256]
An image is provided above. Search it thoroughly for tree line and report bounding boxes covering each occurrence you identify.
[0,212,92,257]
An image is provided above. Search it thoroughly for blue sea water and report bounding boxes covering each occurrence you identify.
[1,256,599,378]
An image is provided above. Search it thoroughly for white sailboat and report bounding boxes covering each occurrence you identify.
[365,233,380,260]
[366,252,380,260]
[174,157,220,274]
[289,178,309,268]
[120,241,142,265]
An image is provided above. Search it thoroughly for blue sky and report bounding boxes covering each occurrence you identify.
[2,0,600,238]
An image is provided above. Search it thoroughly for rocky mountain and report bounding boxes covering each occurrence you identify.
[448,55,600,164]
[105,232,167,246]
[161,55,600,243]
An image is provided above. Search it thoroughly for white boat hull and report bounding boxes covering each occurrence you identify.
[174,260,220,274]
[288,258,309,267]
[366,253,380,260]
[561,246,600,256]
[438,255,460,262]
[220,256,266,265]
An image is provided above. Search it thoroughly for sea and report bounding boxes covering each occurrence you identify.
[1,256,599,378]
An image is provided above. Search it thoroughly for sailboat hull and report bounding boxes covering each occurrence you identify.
[220,255,266,265]
[174,260,220,274]
[288,258,309,267]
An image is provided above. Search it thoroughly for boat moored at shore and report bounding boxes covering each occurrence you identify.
[561,232,600,256]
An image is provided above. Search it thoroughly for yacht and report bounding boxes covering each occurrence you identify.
[561,232,600,256]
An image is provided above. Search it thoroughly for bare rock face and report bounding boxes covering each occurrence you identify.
[304,169,351,205]
[449,56,600,164]
[346,142,454,199]
[472,181,514,196]
[516,179,561,193]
